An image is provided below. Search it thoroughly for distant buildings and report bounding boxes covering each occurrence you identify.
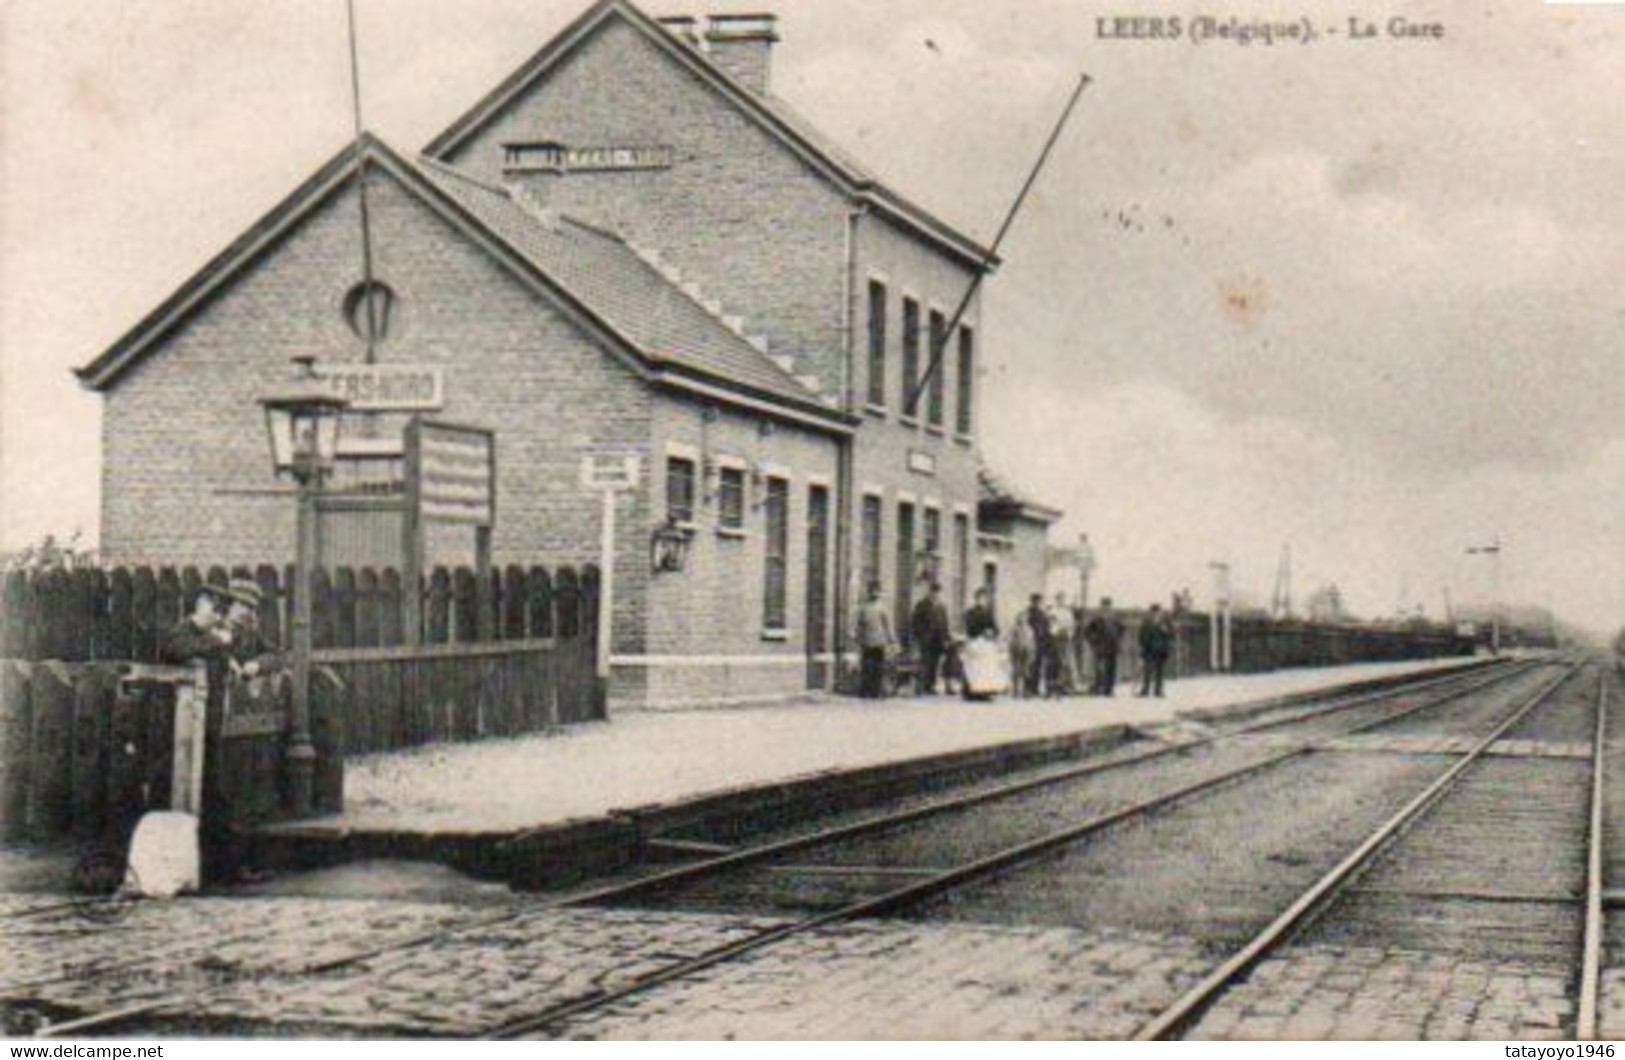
[1305,584,1349,623]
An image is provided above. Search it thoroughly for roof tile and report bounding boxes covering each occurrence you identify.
[412,157,830,412]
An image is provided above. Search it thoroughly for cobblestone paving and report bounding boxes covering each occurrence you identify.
[550,921,1214,1040]
[4,897,492,1013]
[187,907,783,1035]
[1597,967,1625,1039]
[5,892,1593,1039]
[5,898,781,1037]
[1186,943,1573,1040]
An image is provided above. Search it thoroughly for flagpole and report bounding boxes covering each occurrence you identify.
[905,73,1091,418]
[347,0,379,364]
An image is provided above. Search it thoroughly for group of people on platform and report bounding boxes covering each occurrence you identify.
[854,582,1175,703]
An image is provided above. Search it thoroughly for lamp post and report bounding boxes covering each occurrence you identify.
[1208,560,1232,672]
[1076,533,1097,608]
[259,355,348,817]
[1466,540,1503,655]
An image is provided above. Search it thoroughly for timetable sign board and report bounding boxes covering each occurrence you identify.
[408,420,495,527]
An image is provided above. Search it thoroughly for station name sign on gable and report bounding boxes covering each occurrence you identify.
[502,142,676,175]
[315,364,444,412]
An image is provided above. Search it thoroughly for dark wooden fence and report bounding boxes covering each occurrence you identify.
[0,562,597,662]
[0,662,345,848]
[1,563,602,844]
[1102,612,1473,686]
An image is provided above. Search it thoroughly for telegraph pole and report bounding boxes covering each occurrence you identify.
[905,74,1091,418]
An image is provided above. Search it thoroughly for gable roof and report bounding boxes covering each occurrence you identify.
[76,135,852,433]
[979,465,1064,525]
[423,0,998,271]
[411,158,834,412]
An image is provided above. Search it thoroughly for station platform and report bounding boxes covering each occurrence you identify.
[250,657,1489,889]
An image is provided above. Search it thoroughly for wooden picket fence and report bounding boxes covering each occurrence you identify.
[0,562,603,844]
[0,562,598,662]
[0,661,345,847]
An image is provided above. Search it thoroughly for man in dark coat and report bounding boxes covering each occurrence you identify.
[1083,597,1125,697]
[1138,603,1174,698]
[161,579,276,885]
[164,585,236,688]
[910,582,952,695]
[1023,593,1051,697]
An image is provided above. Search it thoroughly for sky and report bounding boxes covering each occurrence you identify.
[2,0,1621,634]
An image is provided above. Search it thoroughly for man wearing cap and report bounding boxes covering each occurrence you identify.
[161,583,240,887]
[164,583,235,676]
[221,578,280,679]
[1083,596,1125,697]
[910,582,952,696]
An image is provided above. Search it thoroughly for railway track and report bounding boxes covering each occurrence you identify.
[14,657,1557,1038]
[478,659,1566,1039]
[1128,661,1603,1040]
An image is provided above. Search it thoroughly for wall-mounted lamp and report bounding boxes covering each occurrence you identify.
[915,549,942,586]
[652,516,694,574]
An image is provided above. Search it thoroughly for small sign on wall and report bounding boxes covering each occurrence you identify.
[908,449,938,477]
[581,453,642,492]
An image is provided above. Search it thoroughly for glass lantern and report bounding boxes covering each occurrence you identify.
[259,356,350,482]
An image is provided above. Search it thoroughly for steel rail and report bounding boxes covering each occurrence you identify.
[0,896,131,923]
[300,659,1527,981]
[1577,668,1608,1040]
[1130,662,1579,1041]
[558,661,1526,901]
[24,659,1535,1038]
[473,662,1560,1040]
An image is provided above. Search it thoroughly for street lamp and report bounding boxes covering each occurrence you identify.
[651,516,693,573]
[1208,560,1232,672]
[1076,533,1097,608]
[1466,540,1503,656]
[259,354,349,817]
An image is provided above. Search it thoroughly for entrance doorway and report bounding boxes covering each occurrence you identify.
[806,483,831,689]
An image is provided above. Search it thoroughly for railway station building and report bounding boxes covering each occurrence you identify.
[76,0,1061,708]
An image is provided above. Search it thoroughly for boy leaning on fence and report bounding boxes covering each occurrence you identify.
[161,577,281,886]
[164,578,279,682]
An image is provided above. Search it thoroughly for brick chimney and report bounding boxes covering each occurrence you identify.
[656,15,700,47]
[703,13,778,95]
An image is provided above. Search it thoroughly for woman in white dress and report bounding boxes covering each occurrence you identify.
[961,588,1006,701]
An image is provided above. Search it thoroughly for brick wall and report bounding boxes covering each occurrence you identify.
[979,517,1054,626]
[435,11,1022,659]
[629,393,841,707]
[846,212,985,638]
[442,17,852,400]
[99,166,656,657]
